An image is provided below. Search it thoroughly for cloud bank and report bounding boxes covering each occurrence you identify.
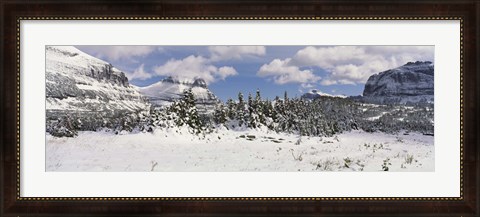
[153,55,238,84]
[257,46,434,86]
[209,46,266,61]
[125,64,153,81]
[151,46,265,83]
[257,58,320,85]
[77,46,158,62]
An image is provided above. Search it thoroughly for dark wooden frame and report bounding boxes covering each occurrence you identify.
[1,0,478,216]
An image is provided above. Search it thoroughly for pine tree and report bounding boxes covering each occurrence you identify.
[183,88,203,134]
[213,103,228,126]
[274,97,286,132]
[236,92,246,127]
[255,89,261,103]
[169,100,185,127]
[263,100,275,129]
[226,98,236,120]
[167,88,204,134]
[255,89,266,125]
[247,93,259,128]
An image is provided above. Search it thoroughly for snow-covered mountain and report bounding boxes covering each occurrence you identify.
[301,89,347,100]
[46,46,150,114]
[358,61,434,105]
[138,76,219,113]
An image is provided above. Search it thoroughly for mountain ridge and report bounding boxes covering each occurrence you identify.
[301,89,347,100]
[363,61,434,97]
[46,46,150,114]
[138,76,220,113]
[355,61,434,105]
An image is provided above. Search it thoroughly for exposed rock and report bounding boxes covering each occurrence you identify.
[364,61,433,97]
[46,46,150,133]
[359,61,434,105]
[47,46,130,88]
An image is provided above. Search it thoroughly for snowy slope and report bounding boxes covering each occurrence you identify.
[46,46,150,113]
[138,76,219,112]
[301,89,347,100]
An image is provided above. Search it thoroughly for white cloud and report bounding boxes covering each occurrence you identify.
[209,46,266,61]
[152,45,261,84]
[291,46,367,68]
[290,46,434,86]
[217,66,238,80]
[257,58,321,85]
[125,64,153,81]
[320,79,338,86]
[153,55,237,84]
[300,83,314,89]
[77,46,157,61]
[298,83,315,93]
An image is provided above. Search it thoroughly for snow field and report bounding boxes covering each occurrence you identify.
[46,128,433,172]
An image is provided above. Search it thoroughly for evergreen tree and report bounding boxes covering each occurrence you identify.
[236,92,246,127]
[226,98,236,120]
[183,88,203,134]
[263,100,275,129]
[213,103,228,126]
[274,97,286,132]
[255,89,266,125]
[169,100,185,127]
[255,89,261,103]
[247,93,259,128]
[167,88,203,134]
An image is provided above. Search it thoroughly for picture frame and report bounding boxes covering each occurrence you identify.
[1,0,478,216]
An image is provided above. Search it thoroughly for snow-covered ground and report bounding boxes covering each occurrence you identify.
[46,128,434,172]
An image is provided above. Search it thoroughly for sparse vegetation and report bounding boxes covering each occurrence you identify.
[290,149,304,161]
[314,158,337,171]
[404,154,414,164]
[343,157,352,168]
[150,161,158,171]
[396,137,404,143]
[382,158,392,171]
[295,137,302,145]
[356,160,365,171]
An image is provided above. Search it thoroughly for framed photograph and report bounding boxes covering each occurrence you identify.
[1,0,478,216]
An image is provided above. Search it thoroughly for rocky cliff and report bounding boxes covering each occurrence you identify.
[359,61,434,105]
[46,46,150,117]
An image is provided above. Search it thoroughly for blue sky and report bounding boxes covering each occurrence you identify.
[76,45,434,101]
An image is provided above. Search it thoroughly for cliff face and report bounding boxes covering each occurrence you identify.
[360,61,434,105]
[363,61,434,97]
[46,46,150,113]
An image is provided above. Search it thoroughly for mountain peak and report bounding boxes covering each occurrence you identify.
[360,60,434,105]
[46,46,130,87]
[404,61,433,66]
[162,76,208,88]
[139,77,218,112]
[192,78,207,88]
[301,89,347,100]
[363,61,434,97]
[45,46,149,114]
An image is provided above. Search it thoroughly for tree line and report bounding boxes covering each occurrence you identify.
[47,88,434,137]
